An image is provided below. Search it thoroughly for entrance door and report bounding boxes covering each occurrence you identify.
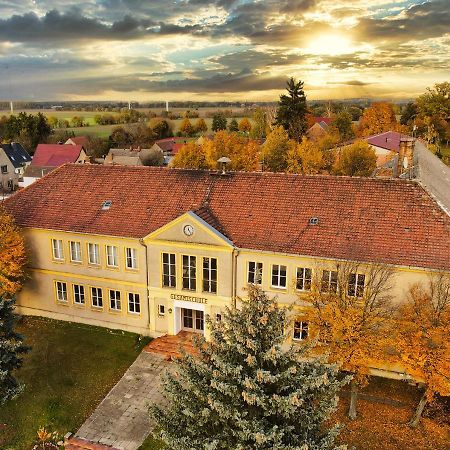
[181,308,204,333]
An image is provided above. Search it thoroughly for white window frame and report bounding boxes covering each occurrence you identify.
[162,253,176,288]
[88,243,100,265]
[271,264,287,289]
[91,287,103,308]
[296,267,312,291]
[106,245,119,268]
[158,304,165,316]
[182,255,197,291]
[202,257,217,294]
[73,284,85,305]
[247,261,263,284]
[128,293,141,314]
[293,321,309,341]
[56,281,67,302]
[125,247,138,270]
[70,241,82,263]
[321,270,338,293]
[52,239,64,261]
[348,273,366,298]
[109,289,121,311]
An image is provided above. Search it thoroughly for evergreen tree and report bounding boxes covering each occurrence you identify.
[228,118,239,133]
[152,285,348,449]
[212,113,227,132]
[0,296,29,405]
[276,77,308,142]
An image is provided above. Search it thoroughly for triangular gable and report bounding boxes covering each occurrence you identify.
[143,210,234,248]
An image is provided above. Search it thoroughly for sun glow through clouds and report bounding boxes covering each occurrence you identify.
[305,35,355,56]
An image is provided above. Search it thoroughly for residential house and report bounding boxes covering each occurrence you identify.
[150,138,181,165]
[104,148,144,166]
[0,142,31,191]
[4,164,449,381]
[65,136,89,147]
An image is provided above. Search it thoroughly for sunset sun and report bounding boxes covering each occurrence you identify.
[305,34,354,56]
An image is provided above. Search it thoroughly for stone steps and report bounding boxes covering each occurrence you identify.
[64,434,119,450]
[143,331,198,360]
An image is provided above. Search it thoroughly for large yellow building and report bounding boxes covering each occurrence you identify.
[4,164,449,348]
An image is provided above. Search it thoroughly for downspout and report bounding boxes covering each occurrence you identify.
[139,238,151,332]
[231,247,240,307]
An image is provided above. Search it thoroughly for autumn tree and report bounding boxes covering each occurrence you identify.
[171,142,211,170]
[261,126,292,172]
[333,141,377,177]
[212,113,227,132]
[276,77,308,142]
[396,273,450,427]
[400,102,418,126]
[194,118,208,134]
[332,111,354,141]
[307,262,396,419]
[416,82,450,119]
[140,148,164,166]
[238,117,252,133]
[250,108,268,139]
[357,102,398,137]
[0,208,27,298]
[179,118,194,137]
[152,285,348,449]
[149,118,173,139]
[286,137,324,175]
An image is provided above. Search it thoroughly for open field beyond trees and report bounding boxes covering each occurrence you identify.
[0,316,148,450]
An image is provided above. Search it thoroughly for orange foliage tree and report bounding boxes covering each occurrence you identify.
[238,117,252,133]
[194,118,208,134]
[286,137,324,175]
[306,262,395,419]
[179,118,194,136]
[170,142,212,169]
[396,273,450,427]
[357,102,398,137]
[0,207,27,297]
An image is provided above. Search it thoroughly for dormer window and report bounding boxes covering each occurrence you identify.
[102,200,112,210]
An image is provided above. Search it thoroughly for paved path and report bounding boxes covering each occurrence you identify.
[75,352,170,450]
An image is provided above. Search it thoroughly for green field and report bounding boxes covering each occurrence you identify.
[0,316,149,450]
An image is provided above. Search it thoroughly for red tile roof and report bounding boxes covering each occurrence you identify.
[32,144,84,167]
[66,136,89,146]
[171,143,184,154]
[4,165,449,270]
[366,131,413,152]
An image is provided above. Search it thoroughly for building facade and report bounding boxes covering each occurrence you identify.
[5,165,450,352]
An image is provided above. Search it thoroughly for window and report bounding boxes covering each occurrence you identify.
[56,281,67,302]
[52,239,64,260]
[348,273,366,297]
[106,245,119,267]
[128,293,140,314]
[126,247,137,269]
[158,304,165,316]
[296,267,312,291]
[202,257,217,293]
[293,321,309,341]
[70,241,82,262]
[248,262,263,284]
[91,287,103,308]
[321,270,338,293]
[1,165,7,174]
[271,264,287,289]
[162,253,176,287]
[109,290,121,311]
[182,255,196,291]
[216,313,222,322]
[73,284,85,305]
[88,243,100,265]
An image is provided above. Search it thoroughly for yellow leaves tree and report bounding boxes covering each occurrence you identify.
[238,117,252,133]
[286,137,324,175]
[179,118,194,137]
[395,273,450,427]
[261,126,293,172]
[171,142,212,170]
[357,102,398,137]
[306,262,395,419]
[194,118,208,134]
[0,207,26,298]
[333,141,377,177]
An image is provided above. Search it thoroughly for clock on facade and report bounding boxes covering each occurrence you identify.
[183,224,194,236]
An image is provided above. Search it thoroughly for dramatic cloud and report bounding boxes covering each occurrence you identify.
[0,0,448,100]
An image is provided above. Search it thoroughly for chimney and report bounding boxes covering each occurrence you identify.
[397,136,415,178]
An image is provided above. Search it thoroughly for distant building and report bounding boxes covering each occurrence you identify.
[104,148,144,166]
[65,136,89,147]
[151,138,184,165]
[0,142,31,192]
[306,121,329,140]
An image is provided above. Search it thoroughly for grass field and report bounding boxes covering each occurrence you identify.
[0,316,148,450]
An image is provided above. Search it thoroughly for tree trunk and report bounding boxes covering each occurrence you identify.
[348,379,358,420]
[409,390,427,428]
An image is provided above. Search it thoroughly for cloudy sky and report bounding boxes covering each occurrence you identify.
[0,0,448,101]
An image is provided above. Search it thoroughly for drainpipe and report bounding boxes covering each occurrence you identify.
[231,248,240,307]
[139,238,151,331]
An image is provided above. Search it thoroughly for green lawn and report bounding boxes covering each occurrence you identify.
[0,316,149,450]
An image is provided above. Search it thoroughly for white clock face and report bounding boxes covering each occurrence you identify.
[183,224,194,236]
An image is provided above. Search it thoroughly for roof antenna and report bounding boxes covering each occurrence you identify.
[217,156,231,174]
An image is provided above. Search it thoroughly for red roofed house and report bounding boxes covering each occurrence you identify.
[65,136,89,147]
[4,164,449,380]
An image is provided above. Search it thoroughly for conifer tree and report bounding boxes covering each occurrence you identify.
[152,285,348,449]
[0,296,29,405]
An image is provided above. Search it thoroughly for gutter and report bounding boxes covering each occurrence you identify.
[139,238,151,331]
[231,247,240,307]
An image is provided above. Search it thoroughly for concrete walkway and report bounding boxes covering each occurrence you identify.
[75,352,170,450]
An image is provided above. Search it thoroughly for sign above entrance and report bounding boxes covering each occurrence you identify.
[170,293,207,304]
